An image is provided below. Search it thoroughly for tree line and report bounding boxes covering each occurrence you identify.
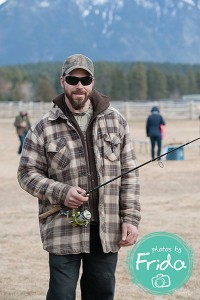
[1,61,200,102]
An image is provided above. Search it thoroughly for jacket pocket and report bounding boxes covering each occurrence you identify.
[46,138,71,169]
[103,134,122,161]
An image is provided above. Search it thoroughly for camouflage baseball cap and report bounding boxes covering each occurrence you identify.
[62,54,94,77]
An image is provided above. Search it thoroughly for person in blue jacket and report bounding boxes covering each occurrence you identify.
[146,106,165,159]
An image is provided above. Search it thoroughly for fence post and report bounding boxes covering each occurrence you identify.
[124,102,130,120]
[189,101,195,120]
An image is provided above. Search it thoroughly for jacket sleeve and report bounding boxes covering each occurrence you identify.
[17,127,71,205]
[160,115,165,126]
[14,116,21,128]
[146,116,150,136]
[119,123,141,227]
[26,117,31,130]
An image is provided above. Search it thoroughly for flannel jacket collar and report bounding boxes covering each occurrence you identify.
[51,89,110,121]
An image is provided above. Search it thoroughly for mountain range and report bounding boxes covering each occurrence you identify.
[0,0,200,66]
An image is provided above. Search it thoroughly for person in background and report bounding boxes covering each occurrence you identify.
[146,106,165,160]
[17,54,141,300]
[14,111,31,154]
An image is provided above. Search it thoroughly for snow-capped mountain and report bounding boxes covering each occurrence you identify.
[0,0,200,65]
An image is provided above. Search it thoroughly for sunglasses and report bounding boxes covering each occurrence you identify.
[64,75,93,86]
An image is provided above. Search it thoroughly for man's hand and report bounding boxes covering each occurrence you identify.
[119,223,138,247]
[63,187,88,208]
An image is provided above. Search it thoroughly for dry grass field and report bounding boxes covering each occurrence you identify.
[0,117,200,300]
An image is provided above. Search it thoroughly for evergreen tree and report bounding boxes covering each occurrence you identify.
[176,75,188,96]
[94,62,113,96]
[9,83,24,101]
[0,66,28,101]
[0,78,11,101]
[110,65,127,100]
[128,62,147,101]
[166,72,177,98]
[35,74,57,102]
[54,71,63,94]
[9,67,27,90]
[195,71,200,94]
[187,68,197,94]
[147,67,167,100]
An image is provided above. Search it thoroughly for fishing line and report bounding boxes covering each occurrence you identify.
[85,137,200,195]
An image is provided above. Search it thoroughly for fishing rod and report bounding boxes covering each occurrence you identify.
[85,136,200,195]
[39,137,200,223]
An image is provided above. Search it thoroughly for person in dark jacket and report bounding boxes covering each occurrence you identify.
[14,111,31,154]
[146,106,165,159]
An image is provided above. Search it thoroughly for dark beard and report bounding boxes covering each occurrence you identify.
[65,89,92,110]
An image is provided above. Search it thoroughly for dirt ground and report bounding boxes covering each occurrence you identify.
[0,117,200,300]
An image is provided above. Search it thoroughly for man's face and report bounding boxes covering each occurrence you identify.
[60,68,94,112]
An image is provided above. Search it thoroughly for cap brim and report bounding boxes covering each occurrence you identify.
[65,66,93,76]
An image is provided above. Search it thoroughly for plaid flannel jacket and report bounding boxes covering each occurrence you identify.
[17,92,140,254]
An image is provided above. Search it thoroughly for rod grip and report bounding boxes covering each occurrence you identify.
[39,205,62,220]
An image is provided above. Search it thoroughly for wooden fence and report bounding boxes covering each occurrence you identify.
[1,100,200,121]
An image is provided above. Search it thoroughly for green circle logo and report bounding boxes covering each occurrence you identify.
[127,232,193,295]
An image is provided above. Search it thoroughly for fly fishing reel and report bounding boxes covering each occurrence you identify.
[60,208,91,227]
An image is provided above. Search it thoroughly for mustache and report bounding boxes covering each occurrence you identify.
[73,89,86,95]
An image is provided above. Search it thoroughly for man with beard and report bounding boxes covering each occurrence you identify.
[17,54,141,300]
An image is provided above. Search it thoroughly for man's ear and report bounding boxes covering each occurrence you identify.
[60,76,64,88]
